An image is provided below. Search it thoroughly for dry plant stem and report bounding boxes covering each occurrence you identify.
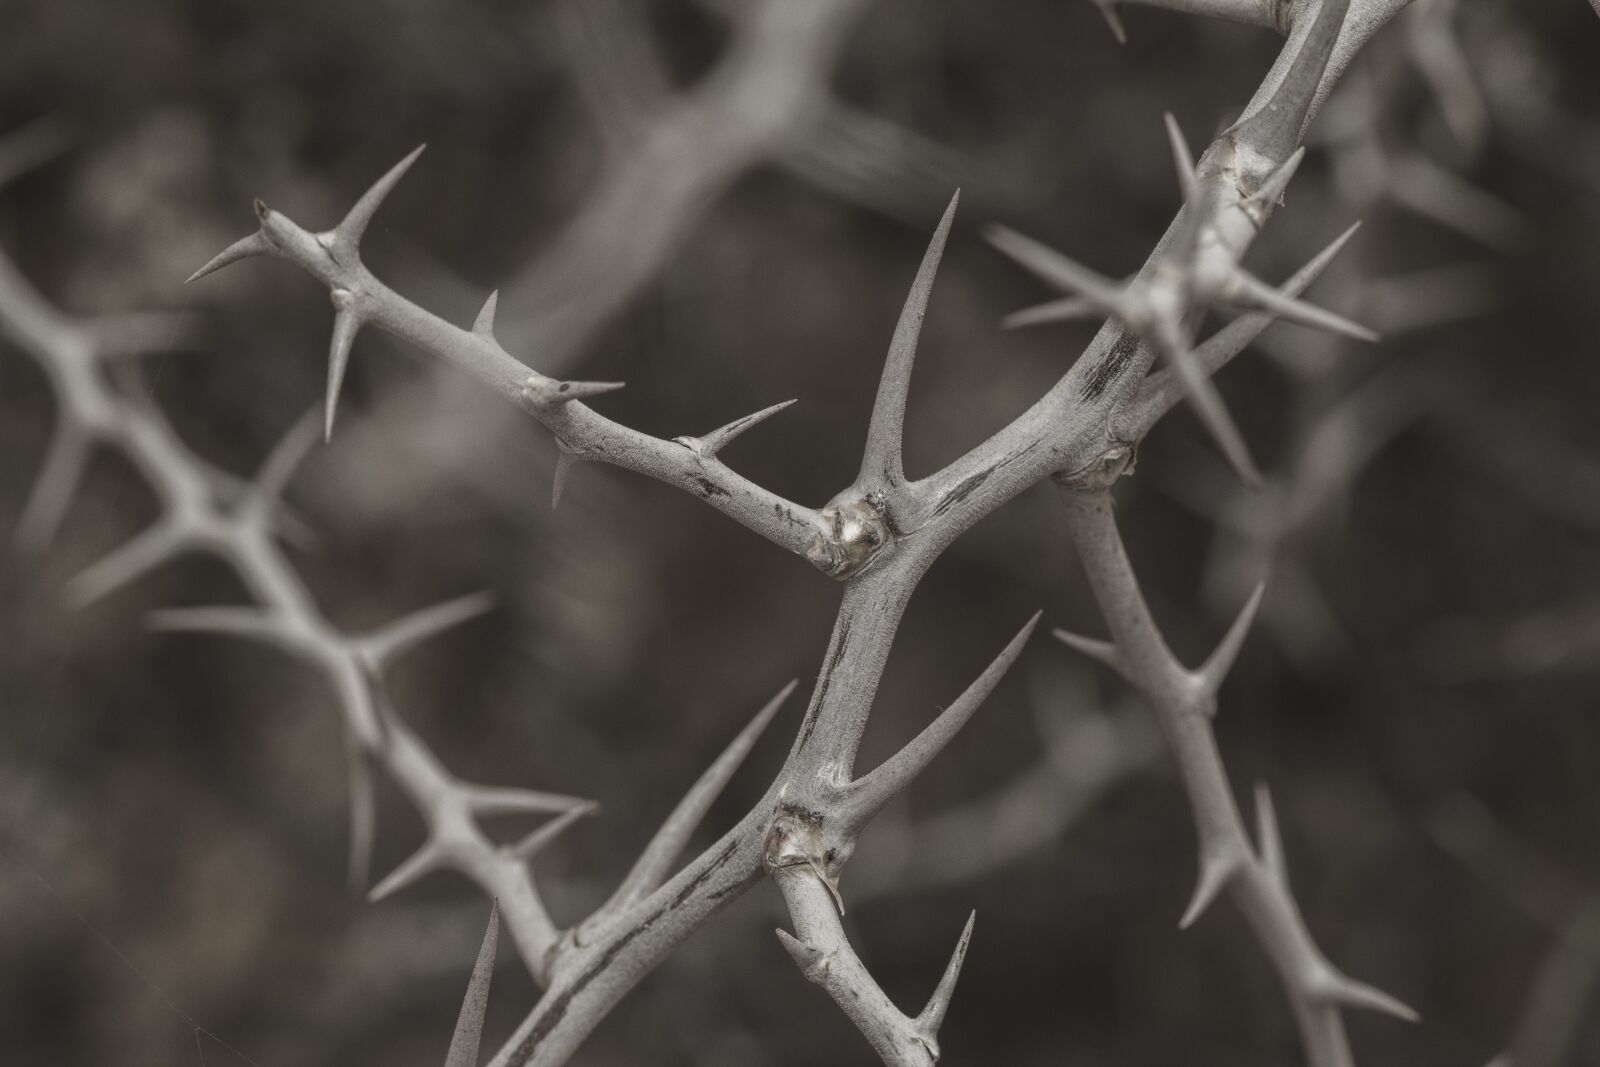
[178,0,1420,1062]
[1060,488,1415,1067]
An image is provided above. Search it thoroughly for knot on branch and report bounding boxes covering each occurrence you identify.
[763,805,845,913]
[804,496,890,580]
[1053,442,1137,493]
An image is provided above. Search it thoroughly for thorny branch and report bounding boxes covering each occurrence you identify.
[4,0,1443,1063]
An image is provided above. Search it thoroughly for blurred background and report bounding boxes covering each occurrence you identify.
[2,0,1599,1064]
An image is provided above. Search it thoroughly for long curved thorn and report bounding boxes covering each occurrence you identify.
[1196,580,1267,697]
[506,800,600,863]
[185,230,273,284]
[1228,267,1378,342]
[445,902,499,1067]
[685,399,798,458]
[1179,848,1242,929]
[985,225,1125,312]
[472,289,499,340]
[605,680,797,911]
[330,144,426,259]
[14,418,91,551]
[67,522,188,606]
[325,304,363,440]
[915,910,976,1045]
[360,591,496,668]
[857,190,959,491]
[842,613,1041,832]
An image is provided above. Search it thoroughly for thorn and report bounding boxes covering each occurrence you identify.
[679,399,798,458]
[1166,345,1263,490]
[325,301,362,440]
[522,376,626,409]
[1227,268,1379,343]
[1163,112,1201,205]
[1309,967,1421,1023]
[13,418,90,551]
[843,614,1041,833]
[776,928,834,984]
[248,408,322,516]
[144,605,290,646]
[472,289,499,340]
[858,190,958,490]
[368,841,446,902]
[1002,294,1101,330]
[551,449,577,510]
[358,591,496,668]
[444,902,499,1067]
[915,911,976,1047]
[1179,850,1240,929]
[463,787,596,818]
[1196,581,1266,698]
[185,231,273,284]
[506,801,599,863]
[347,749,376,894]
[604,680,797,911]
[0,115,76,189]
[1254,782,1286,886]
[1251,146,1307,210]
[1090,0,1128,44]
[1051,627,1123,674]
[67,523,188,607]
[330,144,426,259]
[985,225,1126,314]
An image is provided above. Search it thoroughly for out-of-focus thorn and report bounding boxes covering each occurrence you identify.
[775,928,833,984]
[144,604,292,648]
[358,591,496,669]
[186,231,273,284]
[1253,782,1287,887]
[604,680,796,911]
[0,116,75,189]
[1388,155,1527,252]
[1309,966,1421,1023]
[1179,849,1241,929]
[551,449,577,510]
[1195,581,1267,698]
[985,225,1126,313]
[348,749,376,895]
[67,522,189,606]
[472,290,499,340]
[1052,627,1124,675]
[369,841,447,902]
[246,409,322,521]
[325,300,362,441]
[506,801,600,863]
[14,418,91,551]
[1250,146,1307,211]
[1406,0,1490,155]
[677,399,797,459]
[913,910,976,1058]
[1227,267,1379,343]
[1089,0,1129,43]
[1002,294,1101,329]
[329,144,426,259]
[444,902,499,1067]
[464,786,595,818]
[1167,346,1263,490]
[857,190,958,492]
[1163,112,1201,204]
